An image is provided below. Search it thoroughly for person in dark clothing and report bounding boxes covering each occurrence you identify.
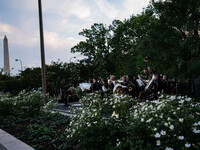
[101,78,109,92]
[121,75,128,86]
[127,75,140,98]
[147,66,154,79]
[141,69,149,84]
[148,73,163,100]
[108,75,115,94]
[87,77,102,92]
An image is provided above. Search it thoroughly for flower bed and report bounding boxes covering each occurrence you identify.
[66,93,200,149]
[0,91,70,150]
[0,91,200,149]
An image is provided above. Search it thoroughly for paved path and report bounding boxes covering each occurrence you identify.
[52,101,81,116]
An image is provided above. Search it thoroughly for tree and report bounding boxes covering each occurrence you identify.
[71,23,111,78]
[151,0,200,78]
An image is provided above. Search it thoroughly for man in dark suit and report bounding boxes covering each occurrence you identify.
[127,75,140,98]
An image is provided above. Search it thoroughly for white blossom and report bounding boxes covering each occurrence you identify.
[156,140,161,146]
[178,100,184,104]
[185,97,192,102]
[154,133,161,138]
[178,136,184,140]
[198,121,200,125]
[185,143,191,148]
[161,130,166,135]
[146,118,153,123]
[179,118,184,123]
[169,125,174,130]
[164,123,168,126]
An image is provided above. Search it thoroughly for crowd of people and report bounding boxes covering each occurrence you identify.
[83,66,175,100]
[59,66,176,105]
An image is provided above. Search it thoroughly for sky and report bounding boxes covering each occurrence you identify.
[0,0,150,75]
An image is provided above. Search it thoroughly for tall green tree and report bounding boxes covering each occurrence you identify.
[151,0,200,78]
[71,23,111,78]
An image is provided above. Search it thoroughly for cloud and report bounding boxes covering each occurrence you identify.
[122,0,150,17]
[0,21,13,34]
[94,0,117,19]
[0,0,150,75]
[42,0,91,19]
[44,31,80,51]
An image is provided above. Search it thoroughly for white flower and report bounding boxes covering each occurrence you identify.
[154,133,161,138]
[153,128,157,131]
[193,123,198,126]
[164,123,168,126]
[170,96,176,100]
[155,114,158,117]
[116,139,120,147]
[165,147,174,150]
[161,130,166,135]
[173,112,176,115]
[198,121,200,125]
[157,105,162,110]
[185,143,191,148]
[159,95,164,98]
[169,125,174,130]
[185,97,192,101]
[146,118,153,123]
[192,127,200,134]
[179,118,184,123]
[141,118,144,122]
[111,111,119,118]
[177,96,181,99]
[167,117,171,121]
[178,136,184,140]
[177,107,180,110]
[178,100,184,104]
[156,140,161,146]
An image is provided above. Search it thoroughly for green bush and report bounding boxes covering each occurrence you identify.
[66,93,200,150]
[0,90,44,118]
[0,111,70,150]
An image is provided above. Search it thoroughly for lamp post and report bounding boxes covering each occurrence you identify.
[15,59,23,71]
[38,0,47,104]
[144,56,148,69]
[69,56,76,63]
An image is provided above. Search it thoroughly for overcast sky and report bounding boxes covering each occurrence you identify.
[0,0,150,75]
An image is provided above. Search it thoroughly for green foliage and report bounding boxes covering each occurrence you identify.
[0,90,44,118]
[71,0,200,79]
[71,23,112,77]
[0,111,70,150]
[66,93,200,149]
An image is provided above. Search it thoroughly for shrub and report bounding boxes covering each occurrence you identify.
[66,93,200,150]
[0,90,44,118]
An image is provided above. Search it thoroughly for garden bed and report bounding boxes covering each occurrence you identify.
[1,91,200,150]
[0,112,70,150]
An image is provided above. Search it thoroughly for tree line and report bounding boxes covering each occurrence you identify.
[1,0,199,95]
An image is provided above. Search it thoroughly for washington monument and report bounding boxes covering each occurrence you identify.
[3,35,10,75]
